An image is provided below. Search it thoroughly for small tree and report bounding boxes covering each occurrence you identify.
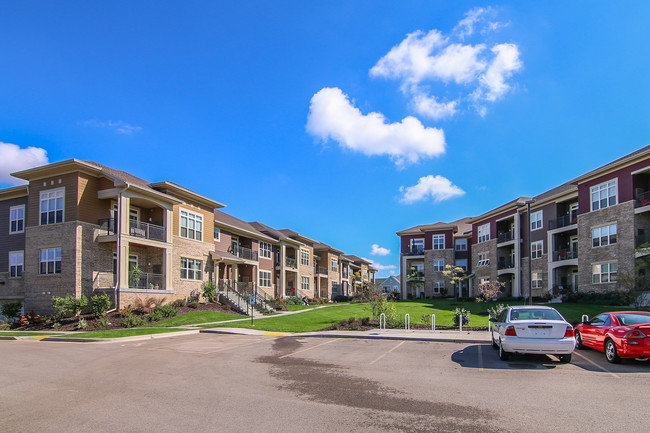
[91,293,111,318]
[359,281,385,320]
[1,301,23,324]
[442,265,468,300]
[201,280,217,303]
[475,280,505,303]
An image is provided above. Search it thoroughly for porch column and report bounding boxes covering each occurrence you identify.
[163,247,172,291]
[117,195,131,291]
[279,243,286,298]
[164,207,173,244]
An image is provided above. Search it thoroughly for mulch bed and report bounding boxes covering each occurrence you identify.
[320,319,488,332]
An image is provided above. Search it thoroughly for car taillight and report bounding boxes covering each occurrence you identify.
[505,326,517,336]
[625,330,647,339]
[564,326,574,338]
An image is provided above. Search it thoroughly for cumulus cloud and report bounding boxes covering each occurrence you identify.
[81,120,142,135]
[0,142,49,184]
[362,257,397,272]
[399,175,465,204]
[306,87,445,166]
[478,43,522,102]
[370,244,391,256]
[412,92,458,120]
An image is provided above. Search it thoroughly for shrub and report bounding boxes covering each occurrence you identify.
[172,298,187,308]
[19,311,45,326]
[187,302,199,309]
[271,297,287,311]
[91,293,111,318]
[0,323,10,330]
[121,315,145,328]
[360,317,370,326]
[155,304,179,318]
[453,308,471,326]
[487,304,508,321]
[286,296,304,305]
[146,309,164,322]
[77,317,88,329]
[94,318,109,328]
[119,306,133,318]
[0,301,23,323]
[349,321,359,330]
[348,316,356,324]
[188,289,201,303]
[51,294,88,319]
[421,314,432,326]
[202,281,217,303]
[333,295,351,303]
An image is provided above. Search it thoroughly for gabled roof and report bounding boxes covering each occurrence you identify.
[313,242,344,255]
[249,221,302,245]
[278,229,318,245]
[150,181,225,209]
[214,210,275,242]
[472,197,533,223]
[0,184,28,200]
[397,217,473,236]
[343,254,372,265]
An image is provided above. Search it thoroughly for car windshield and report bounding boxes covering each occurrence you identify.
[614,313,650,326]
[510,309,563,321]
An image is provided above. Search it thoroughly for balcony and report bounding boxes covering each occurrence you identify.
[402,247,424,256]
[407,271,424,281]
[98,218,166,242]
[315,266,328,275]
[129,272,165,290]
[286,257,298,269]
[497,230,515,243]
[229,245,258,261]
[636,191,650,208]
[497,260,514,270]
[548,215,577,230]
[552,250,578,262]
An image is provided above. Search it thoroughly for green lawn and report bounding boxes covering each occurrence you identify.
[143,311,247,327]
[55,328,187,339]
[0,331,60,337]
[286,305,314,312]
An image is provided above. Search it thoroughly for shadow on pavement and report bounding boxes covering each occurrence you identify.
[451,344,559,370]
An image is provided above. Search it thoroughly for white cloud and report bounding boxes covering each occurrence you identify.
[399,175,465,204]
[82,120,142,135]
[412,92,458,120]
[454,7,488,40]
[306,87,445,166]
[362,257,397,272]
[0,142,49,184]
[370,244,391,256]
[478,43,523,102]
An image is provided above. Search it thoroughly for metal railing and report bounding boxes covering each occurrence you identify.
[407,271,424,280]
[497,261,514,270]
[497,230,515,243]
[402,247,424,256]
[129,272,165,290]
[218,280,275,313]
[229,245,258,261]
[552,250,578,261]
[636,190,650,208]
[98,218,166,242]
[286,257,297,269]
[315,266,328,275]
[549,215,578,230]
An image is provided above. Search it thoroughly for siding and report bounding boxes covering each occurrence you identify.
[0,196,28,272]
[27,172,79,227]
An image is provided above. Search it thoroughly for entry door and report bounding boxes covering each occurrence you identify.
[570,236,578,258]
[231,237,239,253]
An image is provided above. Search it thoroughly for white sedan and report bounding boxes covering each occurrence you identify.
[490,306,576,363]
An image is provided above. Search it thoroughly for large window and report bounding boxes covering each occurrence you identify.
[477,252,489,267]
[259,241,272,259]
[9,251,23,277]
[531,211,543,230]
[531,240,543,259]
[592,262,618,283]
[478,224,490,243]
[455,259,468,272]
[532,272,542,289]
[40,188,64,225]
[259,270,271,287]
[432,234,445,250]
[455,238,467,251]
[300,248,310,266]
[39,248,61,275]
[10,205,25,234]
[410,238,424,254]
[331,258,338,272]
[592,224,617,247]
[301,276,310,291]
[591,180,617,211]
[214,227,220,241]
[180,210,203,241]
[433,281,444,293]
[180,258,202,280]
[433,259,445,272]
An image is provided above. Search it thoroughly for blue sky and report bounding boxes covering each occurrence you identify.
[2,1,650,277]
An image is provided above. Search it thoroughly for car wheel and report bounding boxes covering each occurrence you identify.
[499,339,509,361]
[558,354,572,363]
[605,339,621,364]
[575,331,584,350]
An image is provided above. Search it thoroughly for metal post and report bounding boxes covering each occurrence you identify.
[431,314,436,332]
[405,313,410,330]
[460,315,463,332]
[488,314,491,333]
[379,313,386,330]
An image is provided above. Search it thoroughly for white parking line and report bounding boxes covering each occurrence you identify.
[369,341,406,365]
[279,338,340,359]
[573,351,620,378]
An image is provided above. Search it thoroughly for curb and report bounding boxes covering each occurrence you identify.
[40,329,200,343]
[295,332,491,344]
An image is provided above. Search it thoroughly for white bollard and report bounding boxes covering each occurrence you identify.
[460,315,463,332]
[405,313,410,330]
[379,313,386,330]
[488,314,491,333]
[431,314,436,332]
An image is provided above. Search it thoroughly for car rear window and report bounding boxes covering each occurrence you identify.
[509,309,563,321]
[614,313,650,326]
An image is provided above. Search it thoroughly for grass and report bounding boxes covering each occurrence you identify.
[55,328,187,339]
[286,305,314,311]
[0,331,60,336]
[143,311,247,327]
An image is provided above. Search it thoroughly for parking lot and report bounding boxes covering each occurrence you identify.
[2,333,649,433]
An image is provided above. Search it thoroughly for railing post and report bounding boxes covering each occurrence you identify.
[431,314,436,332]
[379,313,386,330]
[405,313,410,330]
[460,315,463,332]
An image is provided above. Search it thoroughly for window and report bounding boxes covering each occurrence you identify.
[532,272,542,288]
[455,238,467,251]
[300,248,310,266]
[409,263,424,278]
[9,205,25,233]
[433,259,445,272]
[592,224,617,247]
[259,241,272,259]
[9,251,23,277]
[214,227,220,241]
[180,258,202,280]
[455,259,468,272]
[410,238,424,254]
[478,224,490,243]
[530,211,543,230]
[301,276,310,291]
[180,210,203,241]
[591,180,617,211]
[259,270,271,287]
[477,252,490,267]
[39,248,61,275]
[331,258,338,272]
[39,188,64,225]
[592,262,618,283]
[433,281,444,293]
[531,240,543,259]
[432,234,445,250]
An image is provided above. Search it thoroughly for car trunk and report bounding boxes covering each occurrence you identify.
[512,320,567,339]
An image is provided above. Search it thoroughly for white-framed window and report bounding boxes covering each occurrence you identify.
[39,247,61,275]
[455,259,468,272]
[532,272,542,288]
[410,238,424,254]
[591,180,617,211]
[259,241,272,259]
[455,238,467,251]
[433,281,444,293]
[214,227,220,241]
[9,251,23,277]
[301,276,310,291]
[592,224,617,247]
[531,211,543,230]
[531,240,543,259]
[10,205,25,234]
[180,257,202,280]
[477,252,490,267]
[39,188,64,225]
[300,248,310,266]
[478,223,490,243]
[180,209,203,241]
[433,259,445,272]
[259,270,271,287]
[592,262,618,284]
[331,258,338,272]
[432,234,445,250]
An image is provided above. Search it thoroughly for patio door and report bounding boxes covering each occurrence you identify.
[570,236,578,258]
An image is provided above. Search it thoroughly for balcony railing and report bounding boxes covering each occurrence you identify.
[98,218,166,242]
[636,191,650,208]
[286,257,297,269]
[497,230,515,243]
[229,245,258,261]
[407,271,424,281]
[129,272,165,290]
[497,261,514,270]
[315,266,328,275]
[402,247,424,256]
[552,250,578,261]
[548,215,577,230]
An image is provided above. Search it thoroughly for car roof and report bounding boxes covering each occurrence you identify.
[509,306,558,310]
[596,311,650,315]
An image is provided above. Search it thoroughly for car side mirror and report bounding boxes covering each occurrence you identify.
[489,318,496,323]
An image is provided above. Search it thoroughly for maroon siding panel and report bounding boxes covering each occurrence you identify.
[578,159,650,213]
[0,197,28,271]
[471,209,517,244]
[400,234,423,253]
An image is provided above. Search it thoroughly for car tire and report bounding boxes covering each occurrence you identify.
[558,354,572,363]
[499,339,509,361]
[605,339,621,364]
[575,331,584,350]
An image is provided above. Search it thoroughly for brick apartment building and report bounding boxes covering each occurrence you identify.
[398,146,650,301]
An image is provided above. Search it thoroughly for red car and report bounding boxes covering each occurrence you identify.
[575,311,650,363]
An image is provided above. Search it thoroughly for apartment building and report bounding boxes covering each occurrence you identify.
[341,254,377,294]
[397,146,650,301]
